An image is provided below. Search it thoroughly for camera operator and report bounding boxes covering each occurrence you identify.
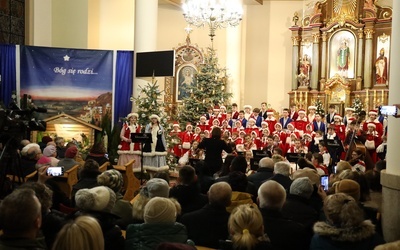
[20,143,42,177]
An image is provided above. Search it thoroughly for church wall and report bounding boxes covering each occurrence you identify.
[244,1,303,111]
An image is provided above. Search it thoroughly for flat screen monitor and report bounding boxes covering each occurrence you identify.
[135,50,175,77]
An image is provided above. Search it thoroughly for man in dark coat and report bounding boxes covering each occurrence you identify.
[282,177,319,236]
[180,182,232,248]
[247,157,274,190]
[169,165,208,215]
[268,161,293,192]
[258,180,311,250]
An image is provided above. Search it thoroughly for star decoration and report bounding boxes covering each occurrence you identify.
[63,55,70,61]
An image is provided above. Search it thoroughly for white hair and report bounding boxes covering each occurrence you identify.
[290,177,314,199]
[258,180,286,209]
[258,157,274,170]
[274,162,291,176]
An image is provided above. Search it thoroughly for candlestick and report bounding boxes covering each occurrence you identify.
[294,91,297,103]
[382,90,384,104]
[305,92,308,104]
[366,90,368,100]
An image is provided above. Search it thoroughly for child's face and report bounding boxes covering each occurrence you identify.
[239,112,244,119]
[267,138,274,145]
[275,126,281,131]
[295,141,301,148]
[299,113,305,118]
[187,126,193,132]
[235,122,242,128]
[315,115,321,121]
[318,144,324,151]
[274,137,280,143]
[248,120,255,127]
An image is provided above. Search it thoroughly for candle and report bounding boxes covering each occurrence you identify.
[374,90,376,99]
[305,92,308,103]
[366,90,368,100]
[294,91,297,102]
[382,90,384,104]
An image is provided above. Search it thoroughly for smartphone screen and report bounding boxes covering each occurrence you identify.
[320,175,329,191]
[47,167,64,176]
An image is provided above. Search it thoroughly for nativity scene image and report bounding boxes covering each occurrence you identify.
[289,0,391,112]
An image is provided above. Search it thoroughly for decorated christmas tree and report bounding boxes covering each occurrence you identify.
[314,99,325,117]
[178,47,232,126]
[351,97,364,115]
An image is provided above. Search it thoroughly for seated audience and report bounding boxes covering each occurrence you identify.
[282,177,319,235]
[75,186,125,250]
[39,135,53,152]
[180,182,232,248]
[18,182,66,249]
[52,216,104,250]
[338,169,371,202]
[0,189,46,249]
[219,204,273,250]
[247,157,275,190]
[169,165,208,214]
[258,180,311,250]
[86,142,109,166]
[71,159,101,206]
[310,193,384,249]
[311,153,328,175]
[365,160,385,213]
[131,178,170,223]
[57,146,79,171]
[268,161,293,191]
[55,137,66,159]
[193,160,215,194]
[126,197,190,250]
[20,143,42,176]
[97,169,133,229]
[43,145,59,167]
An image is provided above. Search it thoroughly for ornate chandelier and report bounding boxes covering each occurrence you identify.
[182,0,243,42]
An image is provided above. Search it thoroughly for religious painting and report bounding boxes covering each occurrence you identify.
[298,41,313,87]
[175,64,197,102]
[375,33,390,86]
[328,30,356,79]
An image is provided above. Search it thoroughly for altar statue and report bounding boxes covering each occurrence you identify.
[375,48,388,85]
[337,38,350,77]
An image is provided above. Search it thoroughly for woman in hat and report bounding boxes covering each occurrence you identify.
[117,112,142,171]
[142,114,169,172]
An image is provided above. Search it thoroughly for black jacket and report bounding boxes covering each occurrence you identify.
[198,138,232,175]
[180,203,230,248]
[268,174,293,192]
[260,207,311,250]
[169,183,208,215]
[247,168,274,190]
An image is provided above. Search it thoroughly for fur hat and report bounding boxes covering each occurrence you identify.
[267,109,274,115]
[367,123,376,128]
[41,136,53,144]
[97,170,124,193]
[308,106,316,110]
[144,197,177,223]
[65,146,78,158]
[334,114,342,120]
[43,145,56,157]
[335,179,360,201]
[150,114,160,122]
[293,168,320,185]
[75,186,116,213]
[298,109,306,114]
[213,105,220,111]
[243,105,252,110]
[369,110,378,116]
[345,107,355,112]
[127,113,138,119]
[141,178,170,198]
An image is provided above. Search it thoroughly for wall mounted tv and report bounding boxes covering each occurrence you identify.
[135,50,175,77]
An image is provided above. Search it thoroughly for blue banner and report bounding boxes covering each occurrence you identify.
[20,46,113,124]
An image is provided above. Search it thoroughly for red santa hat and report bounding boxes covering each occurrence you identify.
[127,113,139,119]
[235,120,242,125]
[345,107,355,112]
[212,119,220,125]
[303,133,312,139]
[172,121,180,127]
[274,123,282,129]
[261,121,268,126]
[308,106,316,110]
[290,133,298,138]
[213,105,220,111]
[200,115,207,121]
[287,122,295,129]
[239,130,247,135]
[251,131,258,136]
[267,109,274,115]
[369,109,378,116]
[149,114,160,122]
[334,114,342,120]
[298,109,306,114]
[186,122,193,129]
[220,105,226,110]
[367,123,376,128]
[348,117,356,122]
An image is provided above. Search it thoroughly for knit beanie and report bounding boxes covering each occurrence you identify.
[37,156,51,165]
[75,186,116,213]
[97,170,124,193]
[290,177,314,199]
[144,197,176,224]
[65,146,78,158]
[335,179,360,201]
[41,136,53,144]
[141,178,170,198]
[43,145,56,157]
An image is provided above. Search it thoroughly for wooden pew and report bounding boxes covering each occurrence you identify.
[99,161,110,172]
[52,164,79,199]
[113,159,140,201]
[7,170,37,183]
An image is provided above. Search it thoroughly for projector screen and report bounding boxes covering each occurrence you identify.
[135,50,175,77]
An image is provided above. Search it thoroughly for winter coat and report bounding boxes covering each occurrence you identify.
[125,222,189,250]
[310,220,385,250]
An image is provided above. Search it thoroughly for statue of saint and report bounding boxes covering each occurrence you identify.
[337,38,350,77]
[297,54,311,86]
[375,48,388,85]
[292,12,299,26]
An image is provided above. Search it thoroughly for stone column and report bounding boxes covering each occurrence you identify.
[381,0,400,242]
[132,0,158,110]
[355,29,364,90]
[291,35,300,90]
[311,33,320,90]
[363,28,374,89]
[319,32,327,90]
